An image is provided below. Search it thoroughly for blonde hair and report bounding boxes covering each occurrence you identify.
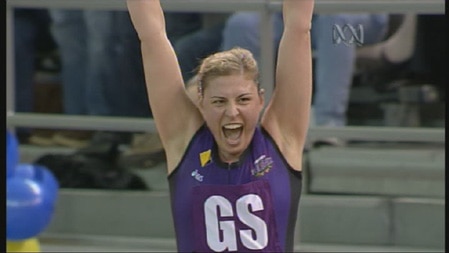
[197,47,259,95]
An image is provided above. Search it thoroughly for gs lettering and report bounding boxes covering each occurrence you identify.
[204,194,268,251]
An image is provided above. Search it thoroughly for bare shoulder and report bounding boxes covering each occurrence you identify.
[261,109,304,171]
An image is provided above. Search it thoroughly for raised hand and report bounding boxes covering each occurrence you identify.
[127,0,165,41]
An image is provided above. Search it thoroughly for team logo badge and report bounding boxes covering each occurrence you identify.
[252,155,273,177]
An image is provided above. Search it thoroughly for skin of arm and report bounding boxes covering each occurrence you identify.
[127,0,204,173]
[185,74,201,108]
[261,0,315,171]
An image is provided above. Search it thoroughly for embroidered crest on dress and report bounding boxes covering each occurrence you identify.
[252,155,273,177]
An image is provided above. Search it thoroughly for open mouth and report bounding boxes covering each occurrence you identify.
[222,123,243,141]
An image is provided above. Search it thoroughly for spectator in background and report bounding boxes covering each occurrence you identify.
[13,8,59,143]
[407,14,445,99]
[356,14,418,92]
[358,14,444,101]
[222,12,390,146]
[309,14,389,145]
[46,9,150,149]
[174,14,229,83]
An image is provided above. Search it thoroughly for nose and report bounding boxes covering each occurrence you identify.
[225,102,239,117]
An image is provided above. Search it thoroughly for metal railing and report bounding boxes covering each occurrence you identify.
[6,0,446,13]
[6,0,445,143]
[6,113,445,143]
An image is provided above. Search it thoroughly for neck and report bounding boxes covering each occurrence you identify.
[218,150,241,164]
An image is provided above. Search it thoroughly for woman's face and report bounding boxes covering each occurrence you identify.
[199,74,264,163]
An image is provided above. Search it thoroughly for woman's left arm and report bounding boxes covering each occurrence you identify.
[261,0,314,170]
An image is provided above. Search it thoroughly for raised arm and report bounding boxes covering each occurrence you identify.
[261,0,314,170]
[127,0,203,172]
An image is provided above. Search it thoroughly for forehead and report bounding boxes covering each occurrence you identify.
[205,75,257,97]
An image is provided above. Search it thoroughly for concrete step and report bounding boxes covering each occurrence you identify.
[297,195,445,249]
[16,144,445,249]
[37,234,443,252]
[306,144,445,198]
[18,143,445,197]
[40,189,444,249]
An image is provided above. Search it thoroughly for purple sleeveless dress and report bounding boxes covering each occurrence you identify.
[168,125,302,252]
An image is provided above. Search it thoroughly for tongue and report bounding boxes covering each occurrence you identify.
[223,128,241,140]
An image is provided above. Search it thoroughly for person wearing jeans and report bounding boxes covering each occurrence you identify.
[222,12,389,145]
[14,8,58,143]
[312,14,389,130]
[174,22,226,83]
[48,9,152,148]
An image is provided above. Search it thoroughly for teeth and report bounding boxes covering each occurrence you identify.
[223,124,242,130]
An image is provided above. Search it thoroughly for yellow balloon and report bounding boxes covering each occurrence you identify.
[7,238,40,252]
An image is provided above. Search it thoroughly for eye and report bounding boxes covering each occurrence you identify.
[238,97,251,104]
[212,99,225,105]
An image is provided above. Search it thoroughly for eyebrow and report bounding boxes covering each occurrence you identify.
[237,93,253,98]
[210,93,253,99]
[210,96,226,100]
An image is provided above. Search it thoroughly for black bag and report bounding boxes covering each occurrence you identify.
[34,142,149,190]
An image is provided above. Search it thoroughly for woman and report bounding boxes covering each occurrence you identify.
[127,0,314,252]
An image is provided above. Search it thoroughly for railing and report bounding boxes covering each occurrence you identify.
[6,0,445,143]
[6,113,445,142]
[6,0,446,13]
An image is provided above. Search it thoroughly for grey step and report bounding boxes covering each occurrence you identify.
[296,242,443,253]
[15,145,445,248]
[19,143,445,198]
[41,190,444,249]
[297,195,391,245]
[39,234,176,252]
[45,189,175,238]
[392,198,445,248]
[37,234,443,253]
[307,145,445,198]
[297,195,444,249]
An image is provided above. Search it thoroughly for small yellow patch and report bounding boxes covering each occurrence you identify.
[199,149,212,167]
[7,238,40,252]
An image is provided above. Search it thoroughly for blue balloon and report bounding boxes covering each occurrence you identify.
[15,164,59,204]
[6,131,20,178]
[7,177,55,240]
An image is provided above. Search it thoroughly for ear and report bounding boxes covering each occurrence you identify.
[258,88,265,106]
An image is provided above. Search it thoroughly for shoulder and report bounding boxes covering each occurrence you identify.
[259,122,304,171]
[167,124,212,175]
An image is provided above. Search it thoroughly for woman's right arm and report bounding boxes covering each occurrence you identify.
[127,0,203,172]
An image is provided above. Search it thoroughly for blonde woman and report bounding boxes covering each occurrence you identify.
[127,0,314,251]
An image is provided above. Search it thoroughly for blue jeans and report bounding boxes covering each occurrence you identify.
[50,10,151,117]
[312,14,388,126]
[165,13,203,45]
[222,12,388,127]
[175,23,225,83]
[222,12,284,64]
[14,9,53,113]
